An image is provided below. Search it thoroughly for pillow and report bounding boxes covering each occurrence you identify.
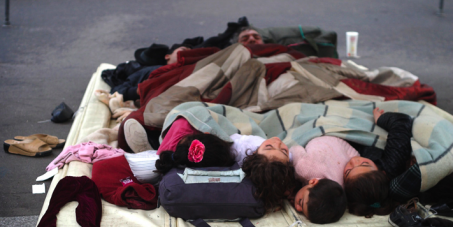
[124,150,160,184]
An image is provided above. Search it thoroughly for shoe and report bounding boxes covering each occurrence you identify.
[4,138,52,157]
[124,119,152,153]
[388,198,433,227]
[14,134,65,148]
[429,201,453,217]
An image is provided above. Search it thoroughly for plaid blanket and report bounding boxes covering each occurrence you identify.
[132,43,435,131]
[162,100,453,195]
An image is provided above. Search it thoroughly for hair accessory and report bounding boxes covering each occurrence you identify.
[188,139,205,163]
[370,202,381,208]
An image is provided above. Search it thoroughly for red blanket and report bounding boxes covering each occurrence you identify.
[118,43,435,151]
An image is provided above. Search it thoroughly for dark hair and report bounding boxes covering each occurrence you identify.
[155,133,235,174]
[241,153,296,211]
[231,26,259,43]
[344,170,398,218]
[306,179,347,224]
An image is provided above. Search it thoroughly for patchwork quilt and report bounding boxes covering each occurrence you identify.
[133,43,435,133]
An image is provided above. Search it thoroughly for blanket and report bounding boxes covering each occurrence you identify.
[129,43,435,133]
[162,100,453,194]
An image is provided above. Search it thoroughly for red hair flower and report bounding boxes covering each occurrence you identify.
[188,139,205,163]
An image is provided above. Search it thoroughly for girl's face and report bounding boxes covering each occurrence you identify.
[343,156,378,181]
[256,137,289,163]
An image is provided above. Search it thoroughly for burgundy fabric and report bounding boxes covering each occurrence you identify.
[37,176,102,227]
[264,62,292,85]
[139,64,197,108]
[139,47,219,107]
[177,47,220,65]
[341,79,437,105]
[246,43,305,59]
[308,57,342,66]
[91,155,158,210]
[210,82,233,104]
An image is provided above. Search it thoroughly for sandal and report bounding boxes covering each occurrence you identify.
[14,134,65,148]
[4,138,52,157]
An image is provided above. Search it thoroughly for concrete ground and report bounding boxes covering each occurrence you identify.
[0,0,451,226]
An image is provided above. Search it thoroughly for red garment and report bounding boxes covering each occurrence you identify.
[37,176,102,227]
[91,156,158,210]
[308,57,342,65]
[264,62,292,85]
[341,79,437,105]
[139,47,220,107]
[246,43,305,59]
[157,117,200,155]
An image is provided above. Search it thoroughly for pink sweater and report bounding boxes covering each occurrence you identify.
[290,136,359,187]
[46,141,125,171]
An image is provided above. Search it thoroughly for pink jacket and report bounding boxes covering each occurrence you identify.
[46,141,125,171]
[290,136,359,187]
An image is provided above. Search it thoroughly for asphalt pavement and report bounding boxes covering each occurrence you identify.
[0,0,451,226]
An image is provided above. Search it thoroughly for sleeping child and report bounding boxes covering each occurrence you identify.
[289,107,411,223]
[154,117,296,212]
[289,135,356,224]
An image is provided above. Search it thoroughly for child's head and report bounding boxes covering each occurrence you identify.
[255,137,290,163]
[294,178,347,224]
[344,170,397,218]
[241,152,296,211]
[155,133,235,174]
[343,156,397,217]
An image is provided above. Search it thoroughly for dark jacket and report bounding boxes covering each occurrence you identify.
[110,65,162,101]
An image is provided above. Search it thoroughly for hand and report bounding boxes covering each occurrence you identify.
[373,107,384,123]
[112,108,134,123]
[116,112,131,123]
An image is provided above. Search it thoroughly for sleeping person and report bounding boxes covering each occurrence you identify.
[154,117,296,212]
[289,135,356,224]
[288,108,400,224]
[343,108,453,218]
[289,107,428,223]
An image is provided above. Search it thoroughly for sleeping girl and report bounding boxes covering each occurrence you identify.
[154,117,296,212]
[343,107,453,219]
[288,107,405,223]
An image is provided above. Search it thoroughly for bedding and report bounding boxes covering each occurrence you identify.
[125,43,435,139]
[162,100,453,197]
[37,63,450,226]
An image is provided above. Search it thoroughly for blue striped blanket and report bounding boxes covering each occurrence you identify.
[161,100,453,192]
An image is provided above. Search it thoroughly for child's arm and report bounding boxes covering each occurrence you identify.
[374,108,413,179]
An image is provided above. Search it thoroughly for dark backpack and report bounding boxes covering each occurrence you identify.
[158,163,265,227]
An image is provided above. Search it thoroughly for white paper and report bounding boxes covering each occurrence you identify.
[32,183,46,194]
[36,167,59,181]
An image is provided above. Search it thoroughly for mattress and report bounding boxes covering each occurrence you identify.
[37,63,452,227]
